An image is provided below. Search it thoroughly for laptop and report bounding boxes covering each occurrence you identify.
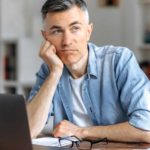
[0,94,33,150]
[0,94,62,150]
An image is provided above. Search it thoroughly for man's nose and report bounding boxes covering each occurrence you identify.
[62,31,72,47]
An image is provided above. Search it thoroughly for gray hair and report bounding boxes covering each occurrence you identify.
[41,0,90,23]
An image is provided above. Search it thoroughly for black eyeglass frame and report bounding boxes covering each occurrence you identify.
[59,135,108,149]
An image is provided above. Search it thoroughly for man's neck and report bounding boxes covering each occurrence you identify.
[66,52,88,79]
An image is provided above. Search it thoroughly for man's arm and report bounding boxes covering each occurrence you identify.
[53,120,150,143]
[27,73,61,138]
[27,41,63,138]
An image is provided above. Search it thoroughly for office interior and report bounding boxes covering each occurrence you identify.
[0,0,150,99]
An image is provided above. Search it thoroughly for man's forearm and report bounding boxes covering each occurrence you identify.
[27,72,61,138]
[79,122,150,143]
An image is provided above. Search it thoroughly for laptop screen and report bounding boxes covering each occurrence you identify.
[0,94,32,150]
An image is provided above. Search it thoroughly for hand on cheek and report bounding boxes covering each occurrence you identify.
[39,41,64,74]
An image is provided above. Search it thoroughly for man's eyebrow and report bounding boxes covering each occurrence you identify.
[49,21,82,30]
[49,26,62,30]
[69,21,82,26]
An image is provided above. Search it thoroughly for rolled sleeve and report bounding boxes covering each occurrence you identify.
[129,88,150,131]
[129,110,150,131]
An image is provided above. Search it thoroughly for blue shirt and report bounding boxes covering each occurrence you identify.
[28,43,150,131]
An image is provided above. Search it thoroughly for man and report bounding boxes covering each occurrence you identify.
[27,0,150,142]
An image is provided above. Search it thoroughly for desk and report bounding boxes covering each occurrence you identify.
[33,142,150,150]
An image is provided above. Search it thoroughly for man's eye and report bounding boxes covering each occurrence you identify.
[71,26,80,32]
[51,30,62,35]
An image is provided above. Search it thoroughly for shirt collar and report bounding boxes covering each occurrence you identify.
[86,43,98,78]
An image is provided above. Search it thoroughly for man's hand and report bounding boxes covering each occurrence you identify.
[39,41,63,74]
[53,120,83,138]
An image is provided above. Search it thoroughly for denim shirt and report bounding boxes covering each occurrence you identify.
[28,43,150,131]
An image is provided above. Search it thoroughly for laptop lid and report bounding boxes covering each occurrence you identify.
[0,94,32,150]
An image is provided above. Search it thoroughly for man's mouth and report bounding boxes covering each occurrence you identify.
[60,49,76,51]
[59,49,78,54]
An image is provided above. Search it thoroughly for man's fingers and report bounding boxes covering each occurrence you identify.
[39,41,58,62]
[41,41,50,51]
[52,120,78,138]
[39,41,51,57]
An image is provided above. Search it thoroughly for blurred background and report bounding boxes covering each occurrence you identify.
[0,0,150,99]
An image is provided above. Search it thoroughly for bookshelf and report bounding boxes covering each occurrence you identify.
[136,0,150,79]
[3,42,17,81]
[0,38,42,99]
[139,0,150,53]
[0,41,31,98]
[0,0,42,99]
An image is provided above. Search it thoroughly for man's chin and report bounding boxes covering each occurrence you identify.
[64,60,78,68]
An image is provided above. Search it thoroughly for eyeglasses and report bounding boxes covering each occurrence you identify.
[59,136,108,150]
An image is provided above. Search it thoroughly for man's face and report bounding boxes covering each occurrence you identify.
[42,6,93,66]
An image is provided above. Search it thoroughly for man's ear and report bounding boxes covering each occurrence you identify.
[41,30,47,40]
[87,23,93,41]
